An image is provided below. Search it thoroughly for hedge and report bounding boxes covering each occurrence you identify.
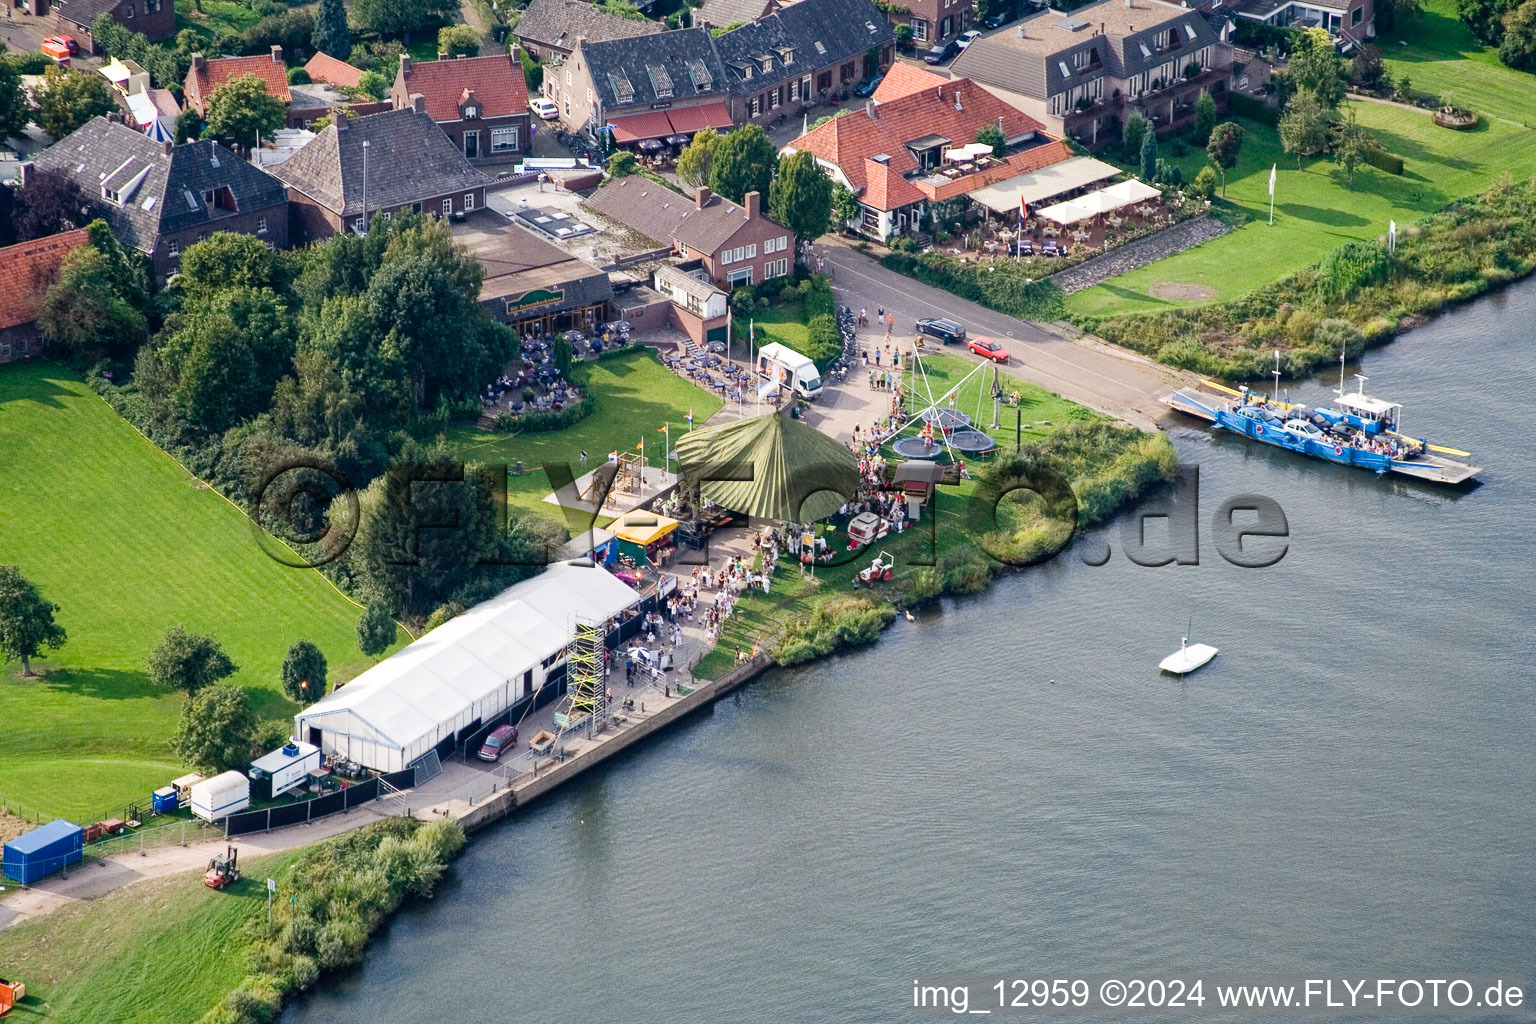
[881,251,1066,322]
[1228,92,1281,126]
[1364,145,1404,175]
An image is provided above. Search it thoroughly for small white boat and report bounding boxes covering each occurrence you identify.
[1160,638,1218,675]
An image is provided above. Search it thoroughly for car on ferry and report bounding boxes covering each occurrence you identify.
[477,724,518,761]
[967,337,1009,363]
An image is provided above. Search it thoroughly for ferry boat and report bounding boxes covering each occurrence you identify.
[1163,376,1481,485]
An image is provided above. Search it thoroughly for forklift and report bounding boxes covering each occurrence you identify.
[0,977,24,1017]
[203,845,241,890]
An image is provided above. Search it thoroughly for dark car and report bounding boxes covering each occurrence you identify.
[923,39,960,64]
[916,317,966,344]
[983,6,1016,28]
[853,74,885,97]
[477,724,518,761]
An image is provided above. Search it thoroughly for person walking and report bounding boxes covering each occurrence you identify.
[874,348,881,367]
[580,449,588,467]
[859,307,868,327]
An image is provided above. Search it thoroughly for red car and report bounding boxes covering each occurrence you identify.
[968,337,1009,364]
[477,724,518,761]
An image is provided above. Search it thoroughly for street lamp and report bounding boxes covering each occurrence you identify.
[361,139,370,234]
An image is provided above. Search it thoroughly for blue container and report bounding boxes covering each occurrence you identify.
[2,819,84,885]
[152,786,179,815]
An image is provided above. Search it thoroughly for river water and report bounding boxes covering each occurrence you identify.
[284,282,1536,1024]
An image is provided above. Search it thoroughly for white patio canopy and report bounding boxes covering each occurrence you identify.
[967,156,1122,214]
[943,142,994,163]
[1038,178,1162,225]
[293,563,642,773]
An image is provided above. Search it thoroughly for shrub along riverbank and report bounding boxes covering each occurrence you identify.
[1074,175,1536,379]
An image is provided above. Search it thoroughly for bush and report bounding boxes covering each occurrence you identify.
[287,68,311,85]
[881,251,1066,322]
[1191,165,1218,198]
[772,593,895,665]
[806,312,841,369]
[1363,145,1404,175]
[1228,92,1282,125]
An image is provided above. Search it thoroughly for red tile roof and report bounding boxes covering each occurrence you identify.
[304,52,362,89]
[0,229,90,331]
[917,139,1074,202]
[396,53,529,122]
[864,158,924,211]
[787,67,1053,210]
[187,53,292,113]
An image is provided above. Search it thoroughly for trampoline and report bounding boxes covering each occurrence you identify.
[892,436,945,460]
[948,430,998,453]
[921,408,971,430]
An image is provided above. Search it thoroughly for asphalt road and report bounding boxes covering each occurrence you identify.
[817,240,1194,429]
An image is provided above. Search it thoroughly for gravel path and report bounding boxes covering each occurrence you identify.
[1050,216,1232,295]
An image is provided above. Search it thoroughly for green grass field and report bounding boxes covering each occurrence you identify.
[173,0,261,42]
[1380,0,1536,126]
[1065,99,1536,318]
[445,348,723,521]
[899,351,1099,447]
[2,848,303,1022]
[0,363,386,824]
[741,301,812,354]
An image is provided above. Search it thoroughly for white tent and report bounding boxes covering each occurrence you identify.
[294,563,641,772]
[966,156,1122,214]
[1038,179,1162,225]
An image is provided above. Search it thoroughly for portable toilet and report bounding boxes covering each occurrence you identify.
[151,786,179,815]
[190,771,250,823]
[2,819,84,884]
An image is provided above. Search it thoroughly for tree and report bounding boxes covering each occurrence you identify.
[606,150,639,177]
[202,73,285,152]
[9,167,91,244]
[1192,91,1217,145]
[175,107,203,144]
[0,566,67,677]
[352,0,455,43]
[1191,165,1218,199]
[281,639,328,703]
[356,68,391,101]
[1376,0,1422,30]
[676,127,720,186]
[708,124,776,204]
[1458,0,1517,43]
[1205,120,1245,196]
[1499,0,1536,67]
[38,245,147,366]
[1139,125,1159,182]
[1121,112,1149,161]
[312,0,352,59]
[32,66,115,141]
[149,626,237,696]
[1351,43,1385,87]
[0,58,28,144]
[1278,87,1331,168]
[975,123,1005,157]
[520,47,543,92]
[830,181,860,230]
[1285,27,1346,108]
[438,24,482,57]
[174,683,257,773]
[768,149,833,252]
[357,601,397,658]
[161,286,295,432]
[176,231,290,298]
[598,0,646,20]
[1330,105,1372,189]
[894,23,914,49]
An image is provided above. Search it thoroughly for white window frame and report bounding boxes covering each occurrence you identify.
[464,192,476,211]
[727,266,754,288]
[491,126,519,152]
[352,217,364,231]
[912,18,928,41]
[443,197,453,215]
[168,239,180,258]
[766,258,788,278]
[256,216,267,234]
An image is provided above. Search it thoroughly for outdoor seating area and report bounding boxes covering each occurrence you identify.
[663,340,756,403]
[482,322,634,418]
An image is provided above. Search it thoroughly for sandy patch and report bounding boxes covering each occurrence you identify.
[1149,282,1217,301]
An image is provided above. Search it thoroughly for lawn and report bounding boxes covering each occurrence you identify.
[899,351,1099,448]
[2,848,303,1023]
[1065,99,1536,318]
[740,300,812,355]
[173,0,261,43]
[444,348,724,522]
[0,363,388,824]
[1379,0,1536,126]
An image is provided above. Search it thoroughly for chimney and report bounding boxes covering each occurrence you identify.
[411,93,427,113]
[865,98,876,117]
[192,53,206,71]
[438,51,449,61]
[457,53,468,59]
[745,190,761,219]
[695,185,712,210]
[271,44,283,63]
[18,161,33,188]
[335,111,348,130]
[162,140,174,155]
[400,53,412,77]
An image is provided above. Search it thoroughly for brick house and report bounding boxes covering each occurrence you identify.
[586,179,793,290]
[0,228,90,363]
[267,104,493,243]
[892,0,972,48]
[390,53,532,167]
[950,0,1233,148]
[50,0,172,52]
[184,47,292,118]
[27,117,289,283]
[513,0,663,61]
[548,28,736,143]
[1225,0,1374,47]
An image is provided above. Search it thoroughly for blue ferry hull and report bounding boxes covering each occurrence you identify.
[1210,408,1395,473]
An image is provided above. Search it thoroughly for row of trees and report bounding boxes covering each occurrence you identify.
[1275,28,1380,188]
[1458,0,1536,67]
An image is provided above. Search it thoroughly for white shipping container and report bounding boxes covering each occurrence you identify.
[249,741,321,798]
[190,770,251,822]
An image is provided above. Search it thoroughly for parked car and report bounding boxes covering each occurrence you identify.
[956,29,983,49]
[853,73,885,98]
[529,97,559,120]
[983,6,1018,28]
[477,724,519,761]
[916,317,966,344]
[40,36,76,64]
[923,39,961,64]
[968,337,1009,363]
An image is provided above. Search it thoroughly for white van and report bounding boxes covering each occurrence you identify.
[755,342,823,400]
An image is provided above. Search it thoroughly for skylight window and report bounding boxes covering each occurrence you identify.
[815,40,827,55]
[1184,23,1198,38]
[1058,61,1071,76]
[1139,42,1152,57]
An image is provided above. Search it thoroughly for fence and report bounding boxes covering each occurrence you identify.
[224,777,380,837]
[83,817,223,861]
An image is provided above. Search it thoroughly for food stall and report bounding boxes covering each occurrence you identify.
[609,509,681,567]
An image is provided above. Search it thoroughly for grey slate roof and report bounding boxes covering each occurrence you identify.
[513,0,664,53]
[694,0,776,30]
[52,0,121,25]
[268,107,492,218]
[29,116,287,254]
[582,28,729,109]
[713,0,893,96]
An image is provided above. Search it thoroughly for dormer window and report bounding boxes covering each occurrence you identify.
[775,45,794,64]
[465,105,478,118]
[758,56,773,72]
[1058,61,1071,77]
[102,187,119,204]
[202,189,215,206]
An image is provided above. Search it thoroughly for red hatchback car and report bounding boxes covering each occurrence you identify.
[477,724,518,761]
[968,337,1009,364]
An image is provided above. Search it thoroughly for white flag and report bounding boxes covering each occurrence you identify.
[1268,163,1276,197]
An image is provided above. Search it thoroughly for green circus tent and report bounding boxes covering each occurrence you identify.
[674,412,859,523]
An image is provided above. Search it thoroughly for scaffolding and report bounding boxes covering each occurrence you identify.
[556,617,607,739]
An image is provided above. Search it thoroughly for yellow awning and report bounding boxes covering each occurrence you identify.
[609,510,680,546]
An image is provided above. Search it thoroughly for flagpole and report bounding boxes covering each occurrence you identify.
[1268,163,1276,226]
